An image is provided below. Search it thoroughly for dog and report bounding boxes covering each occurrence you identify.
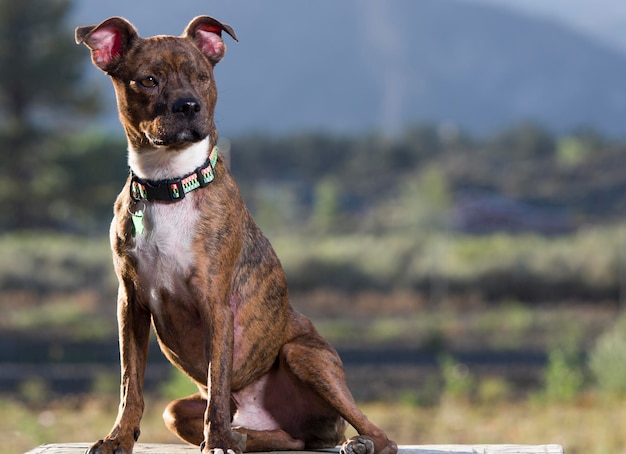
[75,16,398,454]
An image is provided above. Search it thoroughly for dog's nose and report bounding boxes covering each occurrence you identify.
[173,98,201,117]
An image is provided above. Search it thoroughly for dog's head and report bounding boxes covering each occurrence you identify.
[76,16,237,151]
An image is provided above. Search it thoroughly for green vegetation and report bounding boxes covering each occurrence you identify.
[273,225,626,304]
[541,348,585,403]
[589,315,626,397]
[6,370,626,454]
[0,0,103,230]
[2,226,625,331]
[4,225,626,452]
[439,355,475,402]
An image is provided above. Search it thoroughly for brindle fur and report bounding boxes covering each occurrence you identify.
[76,16,398,454]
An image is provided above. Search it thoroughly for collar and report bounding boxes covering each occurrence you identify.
[130,146,219,202]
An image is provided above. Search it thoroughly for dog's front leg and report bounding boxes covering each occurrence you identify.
[87,282,151,454]
[199,289,241,454]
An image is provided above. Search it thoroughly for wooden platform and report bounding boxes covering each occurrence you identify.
[25,443,564,454]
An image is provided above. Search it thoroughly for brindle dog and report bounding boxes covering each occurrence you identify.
[76,16,398,454]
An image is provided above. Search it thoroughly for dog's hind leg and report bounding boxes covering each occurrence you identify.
[163,393,206,446]
[163,393,248,450]
[280,334,398,454]
[232,428,304,452]
[163,392,304,452]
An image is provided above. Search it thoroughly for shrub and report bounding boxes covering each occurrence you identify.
[543,348,584,403]
[589,315,626,397]
[439,355,474,402]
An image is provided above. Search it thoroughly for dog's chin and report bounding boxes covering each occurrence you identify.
[147,130,206,149]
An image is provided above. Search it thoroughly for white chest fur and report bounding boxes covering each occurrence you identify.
[127,139,210,311]
[128,137,210,180]
[132,199,199,312]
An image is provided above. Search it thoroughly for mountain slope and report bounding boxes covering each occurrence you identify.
[72,0,626,137]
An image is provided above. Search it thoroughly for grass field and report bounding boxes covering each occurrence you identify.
[6,392,626,454]
[3,229,626,454]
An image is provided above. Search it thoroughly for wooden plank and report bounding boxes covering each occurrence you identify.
[25,443,564,454]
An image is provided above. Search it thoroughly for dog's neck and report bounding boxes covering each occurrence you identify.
[128,137,211,181]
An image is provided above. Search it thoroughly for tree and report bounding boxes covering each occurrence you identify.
[486,123,555,159]
[312,178,341,232]
[0,0,100,230]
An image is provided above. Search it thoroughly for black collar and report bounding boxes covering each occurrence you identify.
[130,146,218,202]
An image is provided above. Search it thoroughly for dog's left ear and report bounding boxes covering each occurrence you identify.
[184,16,238,65]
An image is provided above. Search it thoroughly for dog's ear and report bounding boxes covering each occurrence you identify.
[184,16,238,65]
[75,17,138,73]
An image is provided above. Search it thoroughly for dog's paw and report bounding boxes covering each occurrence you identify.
[85,438,133,454]
[341,437,375,454]
[199,441,240,454]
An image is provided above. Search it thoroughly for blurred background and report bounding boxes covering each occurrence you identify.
[3,0,626,452]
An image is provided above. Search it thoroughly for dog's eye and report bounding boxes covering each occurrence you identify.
[138,76,158,88]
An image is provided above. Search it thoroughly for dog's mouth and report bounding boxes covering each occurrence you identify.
[146,129,206,148]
